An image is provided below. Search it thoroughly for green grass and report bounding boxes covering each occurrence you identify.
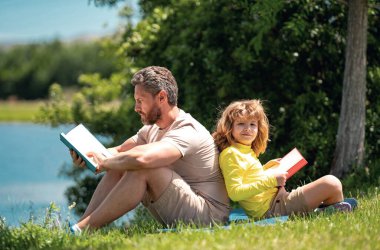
[1,189,379,250]
[0,101,44,122]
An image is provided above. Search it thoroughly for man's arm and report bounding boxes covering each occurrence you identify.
[96,141,182,172]
[108,138,137,154]
[71,137,137,169]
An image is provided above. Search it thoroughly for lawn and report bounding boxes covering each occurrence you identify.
[1,189,379,250]
[0,101,44,122]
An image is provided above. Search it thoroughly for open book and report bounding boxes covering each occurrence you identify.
[60,124,113,173]
[266,148,308,179]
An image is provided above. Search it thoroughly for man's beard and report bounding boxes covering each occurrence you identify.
[140,105,161,125]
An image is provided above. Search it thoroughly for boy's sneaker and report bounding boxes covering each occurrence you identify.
[343,198,358,210]
[314,201,352,213]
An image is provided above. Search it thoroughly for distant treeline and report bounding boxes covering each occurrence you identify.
[0,40,117,100]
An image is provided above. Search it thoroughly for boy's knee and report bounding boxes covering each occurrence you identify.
[324,175,342,192]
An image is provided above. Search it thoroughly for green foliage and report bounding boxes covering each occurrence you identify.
[37,84,73,125]
[43,202,61,228]
[0,40,116,99]
[343,160,380,193]
[366,67,380,163]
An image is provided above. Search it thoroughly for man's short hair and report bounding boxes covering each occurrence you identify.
[131,66,178,106]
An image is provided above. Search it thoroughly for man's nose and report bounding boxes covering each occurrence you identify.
[134,103,140,112]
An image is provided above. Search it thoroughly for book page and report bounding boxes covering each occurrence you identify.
[65,124,112,158]
[278,148,303,172]
[265,148,307,179]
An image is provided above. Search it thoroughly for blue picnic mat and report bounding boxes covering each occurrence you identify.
[158,208,288,233]
[227,208,288,226]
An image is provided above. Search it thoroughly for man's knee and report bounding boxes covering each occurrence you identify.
[132,167,171,176]
[128,167,173,185]
[129,167,174,200]
[105,169,126,180]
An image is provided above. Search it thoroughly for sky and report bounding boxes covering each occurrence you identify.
[0,0,139,44]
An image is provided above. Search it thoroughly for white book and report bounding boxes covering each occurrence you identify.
[60,124,113,173]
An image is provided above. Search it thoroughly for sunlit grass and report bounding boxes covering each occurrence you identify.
[1,189,379,250]
[0,101,44,122]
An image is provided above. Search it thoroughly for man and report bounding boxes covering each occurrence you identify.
[69,66,230,232]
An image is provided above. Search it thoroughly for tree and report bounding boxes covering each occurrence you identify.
[331,0,368,177]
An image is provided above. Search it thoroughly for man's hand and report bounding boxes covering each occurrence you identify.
[86,151,107,174]
[70,149,87,168]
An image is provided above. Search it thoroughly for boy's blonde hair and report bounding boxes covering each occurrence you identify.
[212,99,269,156]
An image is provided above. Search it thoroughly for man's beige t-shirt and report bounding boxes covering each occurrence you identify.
[131,109,229,210]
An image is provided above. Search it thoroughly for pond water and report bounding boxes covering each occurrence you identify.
[0,123,77,226]
[0,123,135,227]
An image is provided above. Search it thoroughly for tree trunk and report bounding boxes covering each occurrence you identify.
[330,0,368,178]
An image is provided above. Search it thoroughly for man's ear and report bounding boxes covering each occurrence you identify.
[158,90,167,103]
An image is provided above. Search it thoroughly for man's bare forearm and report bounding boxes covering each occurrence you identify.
[102,149,146,171]
[101,141,182,172]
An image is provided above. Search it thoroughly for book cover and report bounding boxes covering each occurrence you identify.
[268,148,308,179]
[60,124,113,173]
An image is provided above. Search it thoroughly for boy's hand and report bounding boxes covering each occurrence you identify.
[273,171,287,187]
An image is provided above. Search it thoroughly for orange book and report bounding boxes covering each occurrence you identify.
[269,148,308,179]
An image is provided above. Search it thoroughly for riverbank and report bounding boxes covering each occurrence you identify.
[0,100,44,122]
